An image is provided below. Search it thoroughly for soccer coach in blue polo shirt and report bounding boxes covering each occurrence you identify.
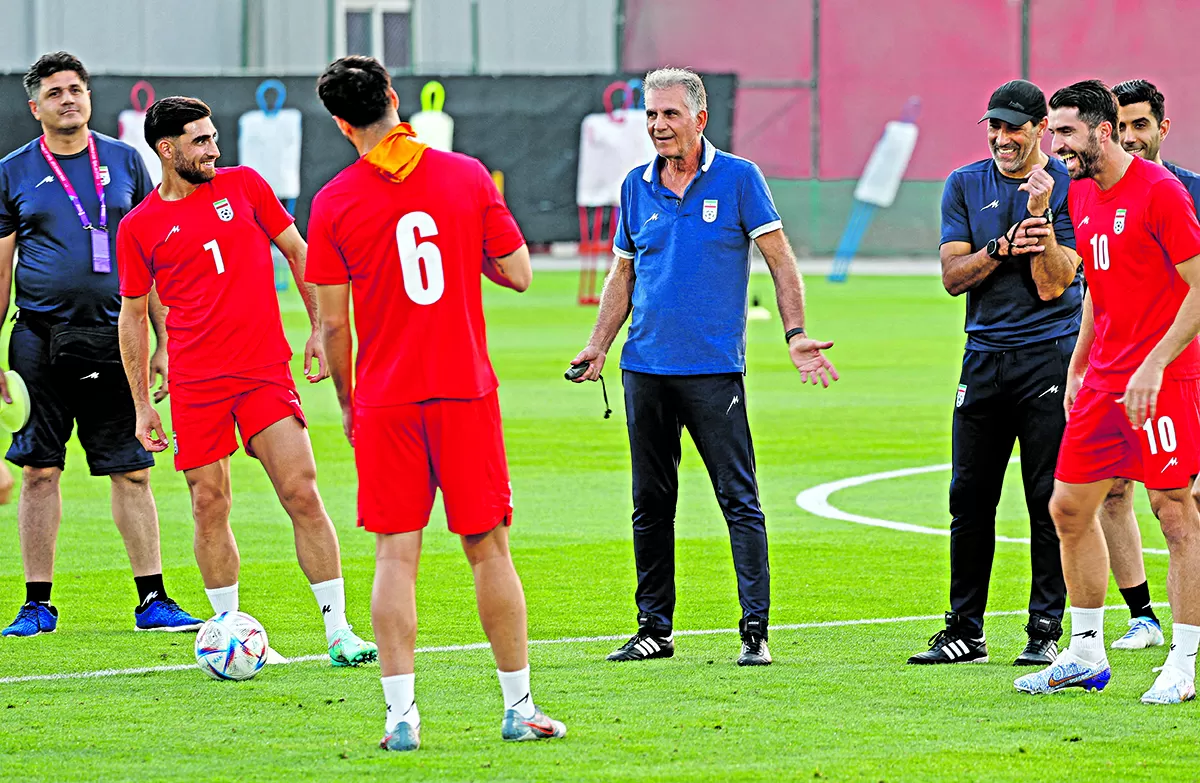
[908,79,1081,667]
[570,67,837,667]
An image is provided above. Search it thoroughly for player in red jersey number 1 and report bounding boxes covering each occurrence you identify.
[116,97,377,667]
[1014,81,1200,705]
[307,56,566,751]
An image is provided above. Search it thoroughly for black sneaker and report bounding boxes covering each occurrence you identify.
[1013,615,1062,666]
[907,612,988,664]
[737,616,772,666]
[606,625,674,661]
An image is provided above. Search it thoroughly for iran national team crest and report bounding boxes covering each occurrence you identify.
[956,384,967,408]
[702,198,718,223]
[213,198,234,222]
[98,166,110,186]
[1114,208,1126,235]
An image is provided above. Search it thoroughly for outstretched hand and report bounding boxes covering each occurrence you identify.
[789,337,839,387]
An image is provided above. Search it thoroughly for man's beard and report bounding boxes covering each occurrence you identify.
[176,159,215,185]
[1075,131,1103,179]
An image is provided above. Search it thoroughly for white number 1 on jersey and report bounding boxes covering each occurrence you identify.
[204,239,225,274]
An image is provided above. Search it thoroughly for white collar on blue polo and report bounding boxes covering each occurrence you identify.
[642,135,718,182]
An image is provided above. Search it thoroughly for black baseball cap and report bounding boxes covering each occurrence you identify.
[979,80,1048,126]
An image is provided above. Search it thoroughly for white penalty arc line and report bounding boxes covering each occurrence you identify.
[795,459,1169,555]
[1,605,1155,685]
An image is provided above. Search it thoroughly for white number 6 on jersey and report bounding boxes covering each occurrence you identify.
[396,211,444,305]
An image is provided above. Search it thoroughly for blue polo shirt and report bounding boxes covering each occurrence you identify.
[940,156,1081,351]
[1165,160,1200,215]
[613,138,782,375]
[0,132,153,326]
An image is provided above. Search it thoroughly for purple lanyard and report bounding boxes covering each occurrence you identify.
[38,133,107,232]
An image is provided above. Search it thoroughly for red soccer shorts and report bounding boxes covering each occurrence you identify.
[1056,380,1200,490]
[354,391,513,536]
[169,363,306,472]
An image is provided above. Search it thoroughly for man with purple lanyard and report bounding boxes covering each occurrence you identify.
[0,52,202,636]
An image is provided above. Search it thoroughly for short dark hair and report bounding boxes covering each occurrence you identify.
[23,51,88,100]
[1113,79,1166,125]
[1048,79,1119,131]
[317,56,392,128]
[144,97,213,149]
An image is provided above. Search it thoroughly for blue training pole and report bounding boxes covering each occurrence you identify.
[828,200,877,283]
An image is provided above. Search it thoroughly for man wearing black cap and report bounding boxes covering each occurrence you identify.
[909,80,1081,666]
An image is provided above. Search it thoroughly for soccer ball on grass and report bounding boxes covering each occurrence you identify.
[194,611,269,681]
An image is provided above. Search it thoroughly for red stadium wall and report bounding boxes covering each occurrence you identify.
[623,0,1200,182]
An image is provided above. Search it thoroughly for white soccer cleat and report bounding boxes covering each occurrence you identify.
[1014,649,1111,695]
[1141,666,1197,705]
[1111,617,1165,650]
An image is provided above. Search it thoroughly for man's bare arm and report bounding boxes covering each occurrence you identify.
[118,294,154,409]
[754,228,805,330]
[315,283,355,443]
[940,240,1004,296]
[0,234,14,402]
[273,224,319,328]
[569,255,635,383]
[1027,228,1080,301]
[484,244,532,292]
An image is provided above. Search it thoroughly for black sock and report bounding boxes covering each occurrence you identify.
[1119,581,1158,623]
[25,582,51,605]
[134,574,168,608]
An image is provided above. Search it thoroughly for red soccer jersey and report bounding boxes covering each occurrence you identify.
[118,166,295,383]
[305,149,525,407]
[1071,156,1200,392]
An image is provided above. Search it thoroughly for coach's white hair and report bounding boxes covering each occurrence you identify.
[643,67,707,118]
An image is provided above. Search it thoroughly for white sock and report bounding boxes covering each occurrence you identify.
[382,674,418,733]
[1164,623,1200,680]
[205,583,239,616]
[310,577,350,641]
[1067,606,1107,664]
[498,666,535,719]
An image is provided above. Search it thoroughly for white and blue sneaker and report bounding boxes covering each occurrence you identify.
[1141,666,1197,705]
[1112,617,1165,650]
[1014,649,1111,695]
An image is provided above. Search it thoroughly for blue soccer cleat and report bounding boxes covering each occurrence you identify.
[135,597,204,632]
[501,705,567,742]
[2,602,58,637]
[379,721,420,752]
[1014,649,1111,695]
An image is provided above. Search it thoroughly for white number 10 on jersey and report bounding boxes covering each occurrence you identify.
[1090,233,1110,270]
[396,211,444,305]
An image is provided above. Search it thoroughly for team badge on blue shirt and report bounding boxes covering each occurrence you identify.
[702,198,718,222]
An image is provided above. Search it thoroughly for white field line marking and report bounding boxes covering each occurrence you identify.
[795,459,1170,556]
[0,603,1158,685]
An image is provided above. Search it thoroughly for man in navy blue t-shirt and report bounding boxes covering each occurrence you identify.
[910,80,1082,667]
[1090,79,1200,651]
[569,68,837,667]
[0,52,201,636]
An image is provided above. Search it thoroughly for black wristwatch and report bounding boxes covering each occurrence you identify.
[986,238,1005,260]
[785,327,807,344]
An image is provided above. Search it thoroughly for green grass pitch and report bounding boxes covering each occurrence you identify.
[0,272,1194,781]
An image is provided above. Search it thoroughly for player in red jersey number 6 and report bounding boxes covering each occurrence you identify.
[307,56,566,752]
